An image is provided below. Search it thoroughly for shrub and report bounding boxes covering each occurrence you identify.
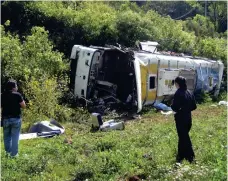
[2,1,227,63]
[195,91,213,104]
[22,77,61,126]
[1,24,66,84]
[184,14,216,37]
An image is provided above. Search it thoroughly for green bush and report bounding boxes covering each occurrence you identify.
[1,1,226,129]
[21,76,87,130]
[193,37,227,61]
[2,1,226,62]
[1,25,23,83]
[195,91,213,104]
[1,24,66,84]
[22,77,61,125]
[1,24,72,129]
[184,14,216,37]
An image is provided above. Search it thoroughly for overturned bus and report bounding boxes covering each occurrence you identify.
[70,42,224,113]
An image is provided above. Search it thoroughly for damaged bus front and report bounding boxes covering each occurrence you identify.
[70,45,142,113]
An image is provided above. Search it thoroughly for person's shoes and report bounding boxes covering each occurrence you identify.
[176,154,184,163]
[10,154,19,158]
[22,154,28,158]
[176,158,184,164]
[188,159,197,164]
[186,156,196,164]
[174,162,182,169]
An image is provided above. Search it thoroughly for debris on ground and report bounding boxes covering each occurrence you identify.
[100,119,125,131]
[210,101,228,107]
[90,113,125,132]
[210,104,218,107]
[19,119,64,140]
[218,101,228,106]
[132,114,142,119]
[153,102,172,111]
[161,110,175,116]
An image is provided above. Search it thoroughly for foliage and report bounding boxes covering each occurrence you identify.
[1,24,69,130]
[1,1,227,61]
[1,25,22,84]
[0,2,226,180]
[1,24,66,84]
[22,27,66,79]
[2,1,118,56]
[184,14,216,37]
[21,75,90,129]
[143,1,227,34]
[187,1,227,33]
[1,1,226,126]
[194,91,213,104]
[1,2,226,124]
[218,92,228,101]
[142,1,196,20]
[193,37,227,61]
[1,104,226,180]
[22,77,61,125]
[144,11,197,54]
[206,1,227,33]
[116,9,148,46]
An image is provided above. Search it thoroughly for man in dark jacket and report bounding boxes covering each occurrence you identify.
[171,76,197,163]
[1,80,26,157]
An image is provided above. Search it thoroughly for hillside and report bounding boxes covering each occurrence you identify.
[1,104,226,180]
[1,2,227,112]
[1,2,227,180]
[2,1,227,58]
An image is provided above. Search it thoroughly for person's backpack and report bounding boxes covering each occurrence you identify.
[187,90,197,111]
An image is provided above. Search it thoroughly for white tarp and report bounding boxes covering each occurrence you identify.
[19,120,65,140]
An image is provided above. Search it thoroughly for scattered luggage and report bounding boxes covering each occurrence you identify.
[91,113,125,131]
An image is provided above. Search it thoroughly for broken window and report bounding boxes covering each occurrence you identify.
[70,51,79,90]
[209,77,213,87]
[149,76,156,89]
[81,89,85,96]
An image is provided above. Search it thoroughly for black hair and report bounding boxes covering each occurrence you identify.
[174,76,187,90]
[6,79,17,91]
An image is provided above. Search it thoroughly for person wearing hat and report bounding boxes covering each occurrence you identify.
[1,80,26,157]
[171,76,197,163]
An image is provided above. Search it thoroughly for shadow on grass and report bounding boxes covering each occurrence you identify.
[72,171,93,181]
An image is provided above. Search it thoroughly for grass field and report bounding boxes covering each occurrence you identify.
[1,103,227,181]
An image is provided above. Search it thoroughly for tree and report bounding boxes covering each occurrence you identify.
[143,1,196,19]
[184,14,216,37]
[187,1,227,33]
[1,24,65,84]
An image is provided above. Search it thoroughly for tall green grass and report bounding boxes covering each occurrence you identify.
[1,104,227,181]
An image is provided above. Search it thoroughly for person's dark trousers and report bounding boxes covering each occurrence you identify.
[175,119,195,163]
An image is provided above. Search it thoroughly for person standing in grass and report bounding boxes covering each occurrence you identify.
[1,80,26,157]
[171,76,197,163]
